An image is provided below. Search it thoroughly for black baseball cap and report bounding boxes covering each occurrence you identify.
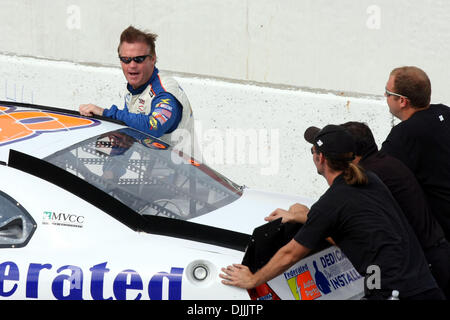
[304,124,356,160]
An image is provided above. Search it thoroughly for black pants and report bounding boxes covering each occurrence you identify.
[364,288,445,300]
[402,288,446,300]
[425,238,450,299]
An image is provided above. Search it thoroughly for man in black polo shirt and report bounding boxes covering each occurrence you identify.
[220,124,444,300]
[341,121,450,299]
[381,66,450,242]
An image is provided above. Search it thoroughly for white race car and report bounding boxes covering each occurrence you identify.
[0,101,364,300]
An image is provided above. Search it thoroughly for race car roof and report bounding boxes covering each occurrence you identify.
[0,101,126,163]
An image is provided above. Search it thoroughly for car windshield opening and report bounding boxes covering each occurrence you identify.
[44,128,242,221]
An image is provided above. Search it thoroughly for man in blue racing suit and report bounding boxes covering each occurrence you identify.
[79,26,195,150]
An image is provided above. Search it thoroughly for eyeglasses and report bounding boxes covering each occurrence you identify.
[119,55,151,64]
[385,88,408,99]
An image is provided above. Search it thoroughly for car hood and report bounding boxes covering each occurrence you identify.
[191,187,317,235]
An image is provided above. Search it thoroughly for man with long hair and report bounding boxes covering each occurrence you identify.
[221,124,443,300]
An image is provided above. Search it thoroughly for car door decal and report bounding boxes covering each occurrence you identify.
[0,106,100,146]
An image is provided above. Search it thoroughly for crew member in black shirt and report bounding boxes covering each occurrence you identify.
[220,124,444,300]
[380,66,450,242]
[341,121,450,299]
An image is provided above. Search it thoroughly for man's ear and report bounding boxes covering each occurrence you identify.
[399,96,410,109]
[317,152,325,164]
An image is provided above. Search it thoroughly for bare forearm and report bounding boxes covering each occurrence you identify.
[251,240,306,287]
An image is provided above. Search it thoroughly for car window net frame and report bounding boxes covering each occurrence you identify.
[44,128,243,221]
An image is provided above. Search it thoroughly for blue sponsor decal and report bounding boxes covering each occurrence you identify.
[0,261,183,300]
[314,248,362,293]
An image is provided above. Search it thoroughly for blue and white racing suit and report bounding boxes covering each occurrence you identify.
[103,67,194,147]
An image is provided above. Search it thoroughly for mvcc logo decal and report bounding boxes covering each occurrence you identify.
[0,106,100,146]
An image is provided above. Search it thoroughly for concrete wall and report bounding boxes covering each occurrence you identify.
[0,54,394,200]
[1,0,446,200]
[1,0,449,103]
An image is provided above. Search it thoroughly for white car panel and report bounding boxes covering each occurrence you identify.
[0,102,364,300]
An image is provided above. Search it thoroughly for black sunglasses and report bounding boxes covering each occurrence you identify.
[119,55,151,64]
